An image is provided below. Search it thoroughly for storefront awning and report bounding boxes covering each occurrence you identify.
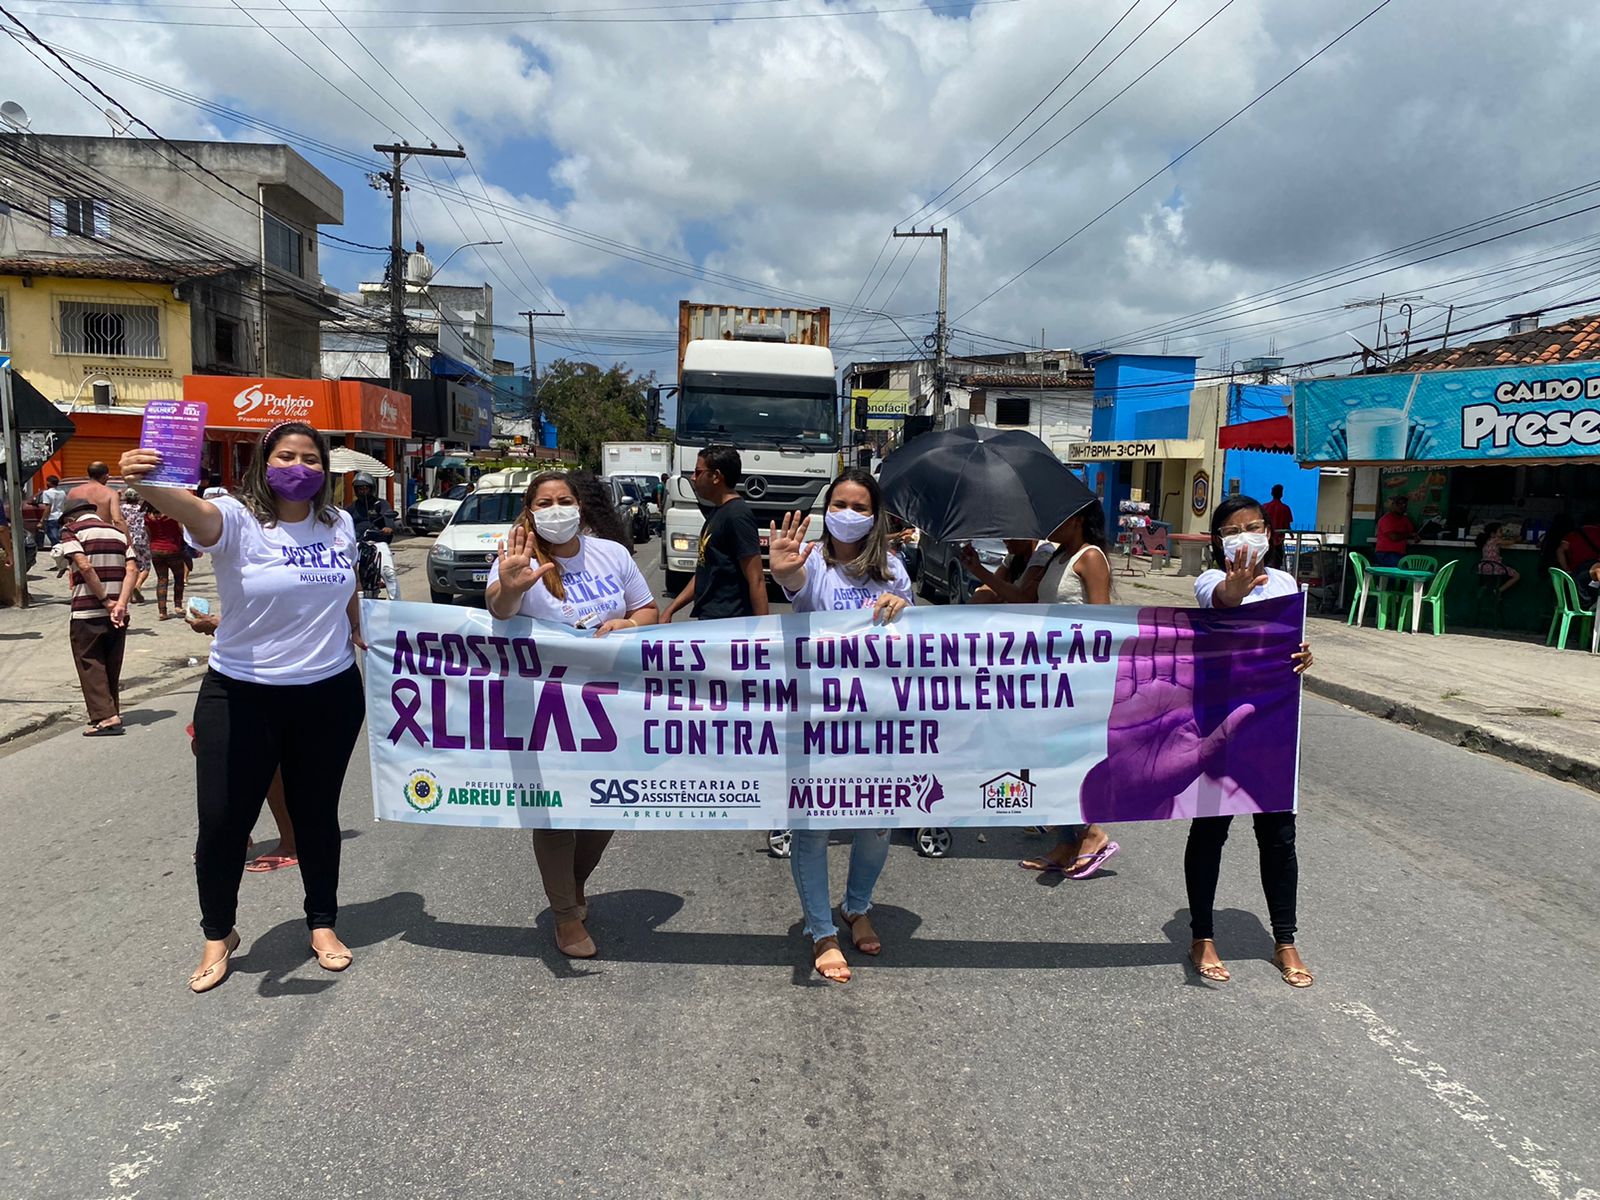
[1219,415,1292,452]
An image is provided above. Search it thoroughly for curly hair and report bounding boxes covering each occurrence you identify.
[512,470,631,602]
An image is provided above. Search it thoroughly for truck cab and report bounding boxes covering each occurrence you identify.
[661,337,838,591]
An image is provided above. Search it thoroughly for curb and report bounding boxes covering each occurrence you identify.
[1303,676,1600,794]
[0,660,209,755]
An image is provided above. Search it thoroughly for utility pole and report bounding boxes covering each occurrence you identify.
[372,142,466,391]
[894,227,948,423]
[517,309,565,422]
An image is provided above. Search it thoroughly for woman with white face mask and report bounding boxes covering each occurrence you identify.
[768,468,915,983]
[487,470,659,959]
[1188,494,1315,988]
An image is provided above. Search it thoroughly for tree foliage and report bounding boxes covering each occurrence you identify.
[534,359,658,472]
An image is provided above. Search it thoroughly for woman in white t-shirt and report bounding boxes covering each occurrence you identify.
[120,422,367,993]
[486,470,658,960]
[768,467,914,984]
[1187,495,1315,989]
[961,502,1124,878]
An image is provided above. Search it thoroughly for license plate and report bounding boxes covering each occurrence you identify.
[470,571,489,583]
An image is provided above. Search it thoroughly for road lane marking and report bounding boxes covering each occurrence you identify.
[1337,1001,1597,1200]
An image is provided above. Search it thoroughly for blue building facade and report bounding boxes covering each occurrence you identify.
[1220,383,1318,523]
[1083,353,1201,522]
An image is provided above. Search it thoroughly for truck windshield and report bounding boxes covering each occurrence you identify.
[679,382,838,448]
[452,492,524,525]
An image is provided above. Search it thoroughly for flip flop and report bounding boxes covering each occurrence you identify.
[83,723,124,737]
[1066,840,1119,879]
[1019,856,1073,872]
[244,853,299,873]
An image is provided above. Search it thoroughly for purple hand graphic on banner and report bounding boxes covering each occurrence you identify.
[1080,595,1304,823]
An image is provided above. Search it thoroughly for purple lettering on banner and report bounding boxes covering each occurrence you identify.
[137,400,207,488]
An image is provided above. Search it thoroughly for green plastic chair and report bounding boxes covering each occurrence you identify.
[1546,568,1597,649]
[1398,559,1457,635]
[1397,553,1438,574]
[1346,551,1403,629]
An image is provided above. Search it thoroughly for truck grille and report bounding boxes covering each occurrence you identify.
[737,473,827,512]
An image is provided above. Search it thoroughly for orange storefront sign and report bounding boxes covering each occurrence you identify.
[183,377,410,437]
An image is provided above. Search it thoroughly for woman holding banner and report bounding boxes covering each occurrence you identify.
[1187,494,1314,988]
[119,422,367,993]
[487,470,658,960]
[769,468,914,984]
[961,501,1123,879]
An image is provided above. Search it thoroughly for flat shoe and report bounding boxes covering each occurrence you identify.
[189,930,240,993]
[557,933,597,959]
[310,942,353,972]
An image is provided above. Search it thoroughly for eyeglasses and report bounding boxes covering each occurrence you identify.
[682,468,709,480]
[1217,519,1268,537]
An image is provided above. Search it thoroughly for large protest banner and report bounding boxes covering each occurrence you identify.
[364,595,1304,830]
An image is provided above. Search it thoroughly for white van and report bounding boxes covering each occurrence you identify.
[424,470,541,604]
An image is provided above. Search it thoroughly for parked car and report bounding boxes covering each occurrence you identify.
[408,483,471,536]
[425,473,530,604]
[916,536,1009,604]
[600,476,650,544]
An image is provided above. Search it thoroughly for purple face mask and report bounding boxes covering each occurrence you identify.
[266,463,325,503]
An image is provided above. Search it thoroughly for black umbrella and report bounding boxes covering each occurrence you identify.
[878,425,1096,541]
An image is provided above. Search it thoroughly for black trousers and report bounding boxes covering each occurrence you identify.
[1185,811,1298,946]
[193,665,365,940]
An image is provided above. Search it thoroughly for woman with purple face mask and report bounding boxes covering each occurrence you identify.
[120,422,367,993]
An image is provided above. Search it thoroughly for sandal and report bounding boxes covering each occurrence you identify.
[1273,946,1314,989]
[244,852,299,873]
[83,722,124,737]
[188,929,240,993]
[813,935,850,983]
[1189,939,1230,983]
[310,938,354,972]
[840,908,881,955]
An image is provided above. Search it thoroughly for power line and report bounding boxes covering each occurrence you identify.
[958,0,1400,320]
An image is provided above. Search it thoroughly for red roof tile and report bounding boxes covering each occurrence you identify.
[1388,313,1600,372]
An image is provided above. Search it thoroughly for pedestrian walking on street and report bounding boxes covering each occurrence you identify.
[486,469,658,960]
[768,468,913,984]
[963,500,1122,879]
[120,421,367,994]
[121,488,151,604]
[36,475,66,547]
[57,494,137,735]
[146,505,187,618]
[68,461,129,537]
[661,445,769,622]
[1187,494,1315,989]
[1262,484,1294,569]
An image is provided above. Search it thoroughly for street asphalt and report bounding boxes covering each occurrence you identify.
[2,535,1597,1200]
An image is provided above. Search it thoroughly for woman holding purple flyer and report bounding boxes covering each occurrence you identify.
[120,421,367,994]
[769,468,913,984]
[1186,495,1314,988]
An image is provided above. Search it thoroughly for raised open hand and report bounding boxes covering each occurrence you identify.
[497,524,553,595]
[767,511,814,582]
[1215,547,1268,607]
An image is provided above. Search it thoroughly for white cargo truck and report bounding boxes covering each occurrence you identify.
[661,302,837,592]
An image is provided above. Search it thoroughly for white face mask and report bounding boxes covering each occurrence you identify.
[532,505,581,545]
[825,508,876,544]
[1221,530,1271,566]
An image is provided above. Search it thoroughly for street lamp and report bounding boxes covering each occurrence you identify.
[419,240,503,284]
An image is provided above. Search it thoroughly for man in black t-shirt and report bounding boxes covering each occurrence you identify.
[663,445,769,621]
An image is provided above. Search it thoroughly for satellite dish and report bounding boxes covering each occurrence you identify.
[0,101,31,132]
[104,108,132,136]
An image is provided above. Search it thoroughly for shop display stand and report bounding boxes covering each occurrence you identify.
[1116,500,1149,577]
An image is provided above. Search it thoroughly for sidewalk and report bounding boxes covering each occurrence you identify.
[0,539,434,749]
[1117,562,1600,793]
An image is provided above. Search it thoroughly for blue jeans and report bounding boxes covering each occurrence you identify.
[45,518,61,547]
[789,828,890,943]
[1372,551,1402,568]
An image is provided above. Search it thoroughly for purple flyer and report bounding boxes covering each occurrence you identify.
[138,400,207,488]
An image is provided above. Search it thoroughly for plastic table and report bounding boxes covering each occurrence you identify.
[1357,565,1435,633]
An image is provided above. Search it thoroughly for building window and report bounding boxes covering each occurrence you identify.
[994,396,1031,426]
[56,298,163,359]
[49,198,110,239]
[858,368,890,390]
[264,212,303,276]
[213,315,241,366]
